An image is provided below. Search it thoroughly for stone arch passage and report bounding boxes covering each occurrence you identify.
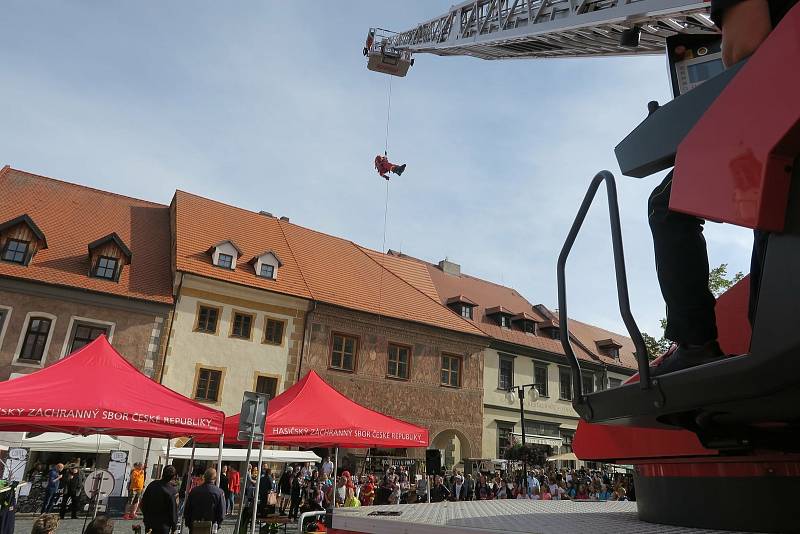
[430,428,472,470]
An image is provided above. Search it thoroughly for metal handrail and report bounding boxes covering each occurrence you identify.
[557,171,651,410]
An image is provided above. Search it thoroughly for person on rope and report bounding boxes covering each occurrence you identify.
[375,154,406,180]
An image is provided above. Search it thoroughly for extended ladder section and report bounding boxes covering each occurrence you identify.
[389,0,716,60]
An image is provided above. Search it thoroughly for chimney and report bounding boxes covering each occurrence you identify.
[258,211,274,218]
[279,216,290,222]
[438,258,461,276]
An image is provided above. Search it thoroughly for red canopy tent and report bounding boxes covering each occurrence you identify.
[0,336,225,438]
[198,370,428,448]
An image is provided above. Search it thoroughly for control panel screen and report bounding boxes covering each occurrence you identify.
[686,59,724,84]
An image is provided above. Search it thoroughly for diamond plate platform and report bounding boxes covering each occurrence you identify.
[332,500,755,534]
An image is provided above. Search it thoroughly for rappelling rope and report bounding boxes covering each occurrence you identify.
[384,77,392,155]
[377,77,393,320]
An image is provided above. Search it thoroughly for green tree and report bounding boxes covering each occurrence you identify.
[643,264,743,360]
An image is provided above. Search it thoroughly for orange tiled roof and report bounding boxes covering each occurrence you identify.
[0,167,172,304]
[371,250,637,371]
[173,192,484,337]
[173,191,313,300]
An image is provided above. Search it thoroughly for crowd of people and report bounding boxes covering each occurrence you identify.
[21,457,634,533]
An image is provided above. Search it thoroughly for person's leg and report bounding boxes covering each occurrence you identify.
[648,171,718,345]
[59,491,68,519]
[70,492,79,519]
[43,488,56,513]
[648,171,724,374]
[130,490,141,516]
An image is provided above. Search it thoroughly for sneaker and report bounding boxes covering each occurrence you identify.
[394,164,406,176]
[651,340,726,377]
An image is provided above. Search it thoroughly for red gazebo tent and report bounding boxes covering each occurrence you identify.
[0,335,225,438]
[198,370,428,448]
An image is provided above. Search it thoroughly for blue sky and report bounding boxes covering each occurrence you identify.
[0,1,752,338]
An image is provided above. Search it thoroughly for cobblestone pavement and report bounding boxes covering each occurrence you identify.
[11,516,278,534]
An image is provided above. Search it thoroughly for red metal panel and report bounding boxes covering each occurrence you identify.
[715,276,752,355]
[573,421,715,462]
[671,4,800,231]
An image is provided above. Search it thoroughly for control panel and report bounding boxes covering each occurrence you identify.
[667,33,724,97]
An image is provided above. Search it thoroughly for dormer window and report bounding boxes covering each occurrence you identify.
[249,250,283,280]
[88,233,132,283]
[218,253,234,269]
[208,240,242,270]
[260,263,275,279]
[486,306,514,329]
[511,312,537,334]
[3,239,29,264]
[446,295,476,320]
[94,256,119,280]
[596,338,623,359]
[0,214,47,266]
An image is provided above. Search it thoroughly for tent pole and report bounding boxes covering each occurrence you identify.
[165,438,171,465]
[216,434,224,488]
[234,396,259,534]
[250,436,266,534]
[333,447,339,508]
[143,438,153,485]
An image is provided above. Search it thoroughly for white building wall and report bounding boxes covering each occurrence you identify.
[161,274,310,415]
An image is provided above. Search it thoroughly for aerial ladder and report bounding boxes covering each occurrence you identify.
[363,1,800,532]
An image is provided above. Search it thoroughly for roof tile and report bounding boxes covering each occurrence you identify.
[0,168,172,304]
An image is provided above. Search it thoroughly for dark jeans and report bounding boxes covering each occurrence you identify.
[288,497,301,520]
[60,491,79,519]
[42,488,59,513]
[648,171,767,346]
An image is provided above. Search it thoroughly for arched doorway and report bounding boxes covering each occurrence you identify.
[430,429,471,470]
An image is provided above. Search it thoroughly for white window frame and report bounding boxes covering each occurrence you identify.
[60,316,116,358]
[0,305,12,352]
[12,311,57,368]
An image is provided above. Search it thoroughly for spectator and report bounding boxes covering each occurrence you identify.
[343,486,361,508]
[429,476,451,503]
[85,516,114,534]
[277,467,292,515]
[475,474,494,500]
[219,466,230,514]
[41,464,63,513]
[450,474,466,501]
[59,465,83,520]
[184,468,225,533]
[30,514,59,534]
[141,465,179,534]
[321,457,334,478]
[288,473,303,521]
[124,462,145,519]
[359,476,375,506]
[226,466,240,515]
[540,484,552,500]
[462,473,475,501]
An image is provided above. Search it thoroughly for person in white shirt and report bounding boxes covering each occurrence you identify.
[321,457,334,478]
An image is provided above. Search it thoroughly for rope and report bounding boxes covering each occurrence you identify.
[384,77,392,155]
[377,76,394,320]
[377,178,389,320]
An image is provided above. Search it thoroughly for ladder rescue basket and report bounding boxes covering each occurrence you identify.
[364,28,413,77]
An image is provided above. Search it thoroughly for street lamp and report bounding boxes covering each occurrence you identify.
[505,383,543,493]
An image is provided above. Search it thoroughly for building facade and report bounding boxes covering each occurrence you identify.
[160,273,310,414]
[373,251,638,465]
[0,166,174,468]
[0,167,173,380]
[300,302,486,466]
